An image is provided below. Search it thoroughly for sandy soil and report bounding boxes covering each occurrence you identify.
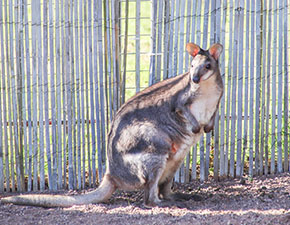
[0,173,289,225]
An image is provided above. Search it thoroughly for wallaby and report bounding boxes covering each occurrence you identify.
[1,43,223,208]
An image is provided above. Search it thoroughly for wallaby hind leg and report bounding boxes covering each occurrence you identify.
[143,168,164,208]
[159,178,174,200]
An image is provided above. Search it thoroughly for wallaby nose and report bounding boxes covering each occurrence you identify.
[192,75,200,83]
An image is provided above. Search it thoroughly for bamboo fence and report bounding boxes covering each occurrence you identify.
[0,0,289,192]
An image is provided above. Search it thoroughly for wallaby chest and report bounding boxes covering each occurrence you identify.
[190,77,222,125]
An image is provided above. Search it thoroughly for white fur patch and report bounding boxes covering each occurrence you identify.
[190,75,222,125]
[200,70,214,81]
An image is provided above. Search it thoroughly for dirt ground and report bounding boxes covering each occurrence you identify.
[0,173,289,225]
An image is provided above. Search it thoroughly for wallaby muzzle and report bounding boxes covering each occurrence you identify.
[192,75,200,83]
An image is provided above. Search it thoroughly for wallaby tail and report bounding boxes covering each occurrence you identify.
[0,174,116,208]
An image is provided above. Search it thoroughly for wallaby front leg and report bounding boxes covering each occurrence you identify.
[204,111,216,133]
[159,178,174,200]
[144,168,163,208]
[175,108,201,133]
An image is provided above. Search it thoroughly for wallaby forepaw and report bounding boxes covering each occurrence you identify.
[144,197,161,208]
[204,124,213,133]
[192,125,201,133]
[143,202,156,209]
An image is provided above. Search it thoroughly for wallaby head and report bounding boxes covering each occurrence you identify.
[186,43,223,84]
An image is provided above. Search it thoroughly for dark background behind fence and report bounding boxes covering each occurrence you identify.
[0,0,289,192]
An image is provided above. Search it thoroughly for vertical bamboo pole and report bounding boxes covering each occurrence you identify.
[19,0,28,178]
[0,0,10,192]
[149,0,157,85]
[259,0,267,175]
[236,0,244,177]
[276,0,283,173]
[172,0,180,78]
[16,0,25,191]
[271,0,278,174]
[65,0,74,189]
[84,1,92,186]
[35,0,45,191]
[178,0,185,75]
[254,0,262,175]
[87,0,96,187]
[11,0,21,192]
[205,133,210,178]
[21,0,27,188]
[265,0,272,175]
[162,0,170,79]
[229,0,239,178]
[184,0,192,71]
[191,146,197,180]
[55,0,63,189]
[93,0,102,184]
[0,0,5,192]
[74,0,82,189]
[24,0,32,192]
[199,135,205,181]
[61,0,67,188]
[4,0,15,192]
[210,0,216,45]
[225,0,234,177]
[31,0,38,191]
[121,0,129,103]
[242,0,251,176]
[190,0,197,44]
[215,0,221,43]
[283,0,289,172]
[219,0,227,177]
[117,1,121,89]
[202,0,209,49]
[49,0,57,191]
[248,0,256,178]
[97,0,106,180]
[79,0,86,189]
[111,0,120,114]
[195,0,201,45]
[156,0,163,82]
[167,0,175,78]
[70,0,76,189]
[7,0,19,192]
[43,0,53,190]
[104,0,113,124]
[135,0,140,91]
[185,150,191,183]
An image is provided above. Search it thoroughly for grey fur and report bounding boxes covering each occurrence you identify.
[1,43,224,208]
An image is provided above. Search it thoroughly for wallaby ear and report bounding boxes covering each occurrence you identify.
[209,43,223,60]
[186,43,200,57]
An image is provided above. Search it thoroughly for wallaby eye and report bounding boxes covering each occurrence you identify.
[205,64,211,69]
